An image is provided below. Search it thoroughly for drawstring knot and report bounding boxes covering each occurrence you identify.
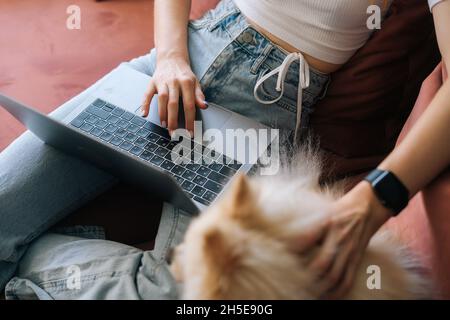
[254,52,310,143]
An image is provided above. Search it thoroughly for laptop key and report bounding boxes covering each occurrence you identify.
[156,137,170,148]
[193,175,207,186]
[197,166,212,177]
[92,99,106,108]
[144,142,158,153]
[202,191,217,202]
[127,124,140,134]
[208,163,223,172]
[86,115,99,125]
[107,115,120,124]
[130,146,143,156]
[182,181,195,192]
[70,118,84,128]
[221,155,233,165]
[208,171,229,185]
[115,128,127,138]
[100,131,113,142]
[136,128,150,138]
[140,150,153,161]
[96,120,108,129]
[147,132,160,143]
[219,166,237,177]
[104,124,118,134]
[155,147,169,158]
[166,141,178,150]
[192,186,206,197]
[117,120,129,128]
[185,163,201,172]
[102,103,115,112]
[193,143,204,153]
[86,105,109,119]
[228,162,242,171]
[150,155,164,166]
[134,137,147,148]
[182,170,196,181]
[171,165,185,176]
[204,148,220,160]
[91,127,103,137]
[194,196,210,206]
[124,133,137,142]
[122,111,134,121]
[80,123,94,132]
[110,136,123,146]
[165,151,175,161]
[131,116,146,127]
[112,108,125,117]
[173,175,185,185]
[161,160,175,171]
[119,141,133,151]
[204,180,222,193]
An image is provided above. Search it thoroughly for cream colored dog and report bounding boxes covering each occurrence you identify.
[171,151,432,299]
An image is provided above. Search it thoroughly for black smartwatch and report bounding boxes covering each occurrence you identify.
[364,169,410,215]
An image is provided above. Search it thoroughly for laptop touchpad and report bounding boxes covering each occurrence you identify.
[197,105,232,131]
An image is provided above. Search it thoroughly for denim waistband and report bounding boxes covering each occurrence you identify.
[210,0,330,98]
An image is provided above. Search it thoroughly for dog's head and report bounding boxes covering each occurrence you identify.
[170,174,326,300]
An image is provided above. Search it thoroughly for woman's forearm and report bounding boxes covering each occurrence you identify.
[378,79,450,196]
[154,0,192,62]
[432,1,450,69]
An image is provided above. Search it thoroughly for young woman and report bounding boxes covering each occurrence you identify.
[0,0,448,299]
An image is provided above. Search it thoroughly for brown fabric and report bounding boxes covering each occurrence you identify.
[313,0,440,179]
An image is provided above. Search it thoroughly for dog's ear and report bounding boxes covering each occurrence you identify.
[226,174,255,221]
[202,228,240,297]
[203,228,235,269]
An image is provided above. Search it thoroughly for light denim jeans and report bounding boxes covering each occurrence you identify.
[1,0,330,299]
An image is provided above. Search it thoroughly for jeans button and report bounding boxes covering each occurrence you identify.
[242,32,254,44]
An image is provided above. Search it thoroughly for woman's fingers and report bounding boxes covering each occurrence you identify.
[157,83,169,128]
[180,77,196,136]
[309,231,338,277]
[291,218,329,253]
[147,74,204,134]
[141,79,157,117]
[167,82,180,134]
[319,239,355,293]
[195,82,208,110]
[326,249,362,299]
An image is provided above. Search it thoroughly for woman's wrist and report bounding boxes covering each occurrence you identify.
[347,181,393,227]
[156,48,190,64]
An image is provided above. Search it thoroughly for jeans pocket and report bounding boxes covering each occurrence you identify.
[189,12,215,30]
[189,2,240,32]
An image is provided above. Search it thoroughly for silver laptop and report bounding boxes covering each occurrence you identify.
[0,65,275,214]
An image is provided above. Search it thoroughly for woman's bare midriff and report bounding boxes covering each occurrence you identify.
[246,17,343,74]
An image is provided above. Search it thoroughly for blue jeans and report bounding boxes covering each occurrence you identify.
[0,0,329,298]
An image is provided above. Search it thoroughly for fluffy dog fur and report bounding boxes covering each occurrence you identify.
[170,150,433,299]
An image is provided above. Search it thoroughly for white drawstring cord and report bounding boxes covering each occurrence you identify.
[254,52,310,143]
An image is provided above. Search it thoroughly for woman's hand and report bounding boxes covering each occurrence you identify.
[140,56,208,137]
[302,181,393,299]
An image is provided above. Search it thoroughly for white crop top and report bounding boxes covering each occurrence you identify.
[237,0,445,142]
[233,0,445,64]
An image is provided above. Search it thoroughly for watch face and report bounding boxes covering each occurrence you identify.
[370,170,408,214]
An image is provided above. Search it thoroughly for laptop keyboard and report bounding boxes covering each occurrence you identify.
[69,98,242,206]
